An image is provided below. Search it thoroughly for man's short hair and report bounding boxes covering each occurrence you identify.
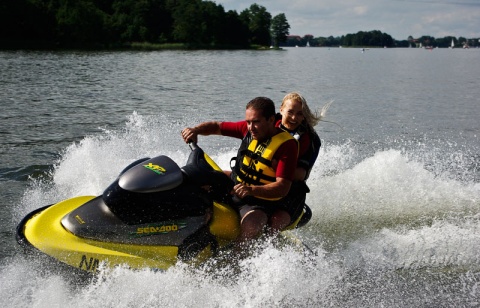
[246,97,275,119]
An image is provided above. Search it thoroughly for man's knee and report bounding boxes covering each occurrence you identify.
[240,209,268,238]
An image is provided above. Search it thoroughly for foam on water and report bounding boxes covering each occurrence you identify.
[4,112,480,307]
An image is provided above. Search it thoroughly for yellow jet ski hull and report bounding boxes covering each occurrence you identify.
[18,195,240,272]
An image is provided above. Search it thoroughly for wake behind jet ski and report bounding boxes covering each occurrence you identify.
[16,143,311,273]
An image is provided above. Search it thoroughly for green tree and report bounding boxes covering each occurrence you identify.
[240,3,271,46]
[458,36,468,47]
[110,0,164,44]
[168,0,231,47]
[141,0,173,43]
[340,30,393,47]
[198,1,228,46]
[418,35,436,47]
[0,0,52,47]
[315,37,327,47]
[55,0,106,47]
[303,34,313,46]
[221,10,250,47]
[270,13,289,48]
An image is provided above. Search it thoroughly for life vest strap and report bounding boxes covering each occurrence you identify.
[243,151,273,167]
[237,166,276,185]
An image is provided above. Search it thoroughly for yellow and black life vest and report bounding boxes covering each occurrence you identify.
[234,131,295,201]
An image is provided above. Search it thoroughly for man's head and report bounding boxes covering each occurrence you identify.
[246,97,276,119]
[245,97,276,141]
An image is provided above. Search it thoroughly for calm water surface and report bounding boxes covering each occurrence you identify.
[0,48,479,307]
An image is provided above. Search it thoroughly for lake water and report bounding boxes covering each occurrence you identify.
[1,47,479,307]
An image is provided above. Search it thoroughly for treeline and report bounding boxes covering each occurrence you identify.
[402,35,478,48]
[2,0,477,50]
[0,0,289,49]
[284,31,394,47]
[284,31,479,48]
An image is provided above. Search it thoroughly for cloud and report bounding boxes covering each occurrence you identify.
[353,6,368,16]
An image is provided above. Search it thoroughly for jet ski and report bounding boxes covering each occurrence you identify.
[16,143,312,273]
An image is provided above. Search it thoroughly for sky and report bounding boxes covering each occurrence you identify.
[214,0,480,40]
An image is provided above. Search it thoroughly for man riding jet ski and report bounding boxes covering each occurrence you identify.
[16,142,311,273]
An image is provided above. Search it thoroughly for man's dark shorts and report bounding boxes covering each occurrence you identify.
[236,181,310,224]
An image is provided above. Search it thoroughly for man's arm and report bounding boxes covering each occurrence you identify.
[233,178,292,199]
[181,121,222,143]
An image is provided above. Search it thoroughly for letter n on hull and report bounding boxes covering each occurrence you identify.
[79,255,100,272]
